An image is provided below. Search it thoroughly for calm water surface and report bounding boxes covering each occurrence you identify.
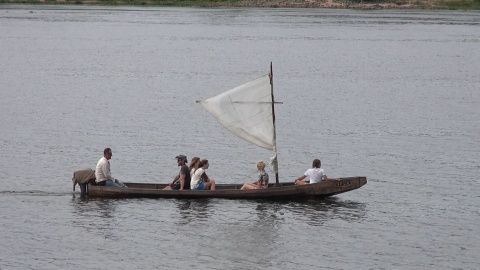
[0,5,479,269]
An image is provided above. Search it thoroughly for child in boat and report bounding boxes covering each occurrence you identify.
[191,159,216,190]
[241,161,269,189]
[294,159,336,185]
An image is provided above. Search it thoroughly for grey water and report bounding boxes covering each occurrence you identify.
[1,5,479,269]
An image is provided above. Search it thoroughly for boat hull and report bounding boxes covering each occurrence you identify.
[85,177,367,199]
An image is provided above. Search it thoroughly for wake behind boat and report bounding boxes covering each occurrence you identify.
[74,63,367,199]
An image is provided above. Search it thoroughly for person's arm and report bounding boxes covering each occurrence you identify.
[169,174,180,186]
[179,173,185,190]
[257,173,265,188]
[323,175,338,181]
[255,177,261,188]
[251,172,263,186]
[295,175,307,182]
[294,174,308,185]
[104,161,115,182]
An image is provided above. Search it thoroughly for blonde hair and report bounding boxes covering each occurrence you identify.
[256,160,266,170]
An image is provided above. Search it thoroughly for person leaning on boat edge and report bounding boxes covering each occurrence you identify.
[164,155,191,190]
[241,160,269,190]
[95,148,127,188]
[294,158,337,185]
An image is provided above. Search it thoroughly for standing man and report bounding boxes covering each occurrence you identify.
[95,148,127,188]
[166,155,191,190]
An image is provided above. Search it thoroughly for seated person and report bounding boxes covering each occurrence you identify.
[95,148,127,188]
[294,158,336,185]
[241,161,269,190]
[190,156,215,189]
[189,157,201,177]
[164,155,191,190]
[191,159,216,190]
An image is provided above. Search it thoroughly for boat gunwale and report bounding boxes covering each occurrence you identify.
[85,176,367,199]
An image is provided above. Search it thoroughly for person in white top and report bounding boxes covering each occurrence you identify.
[191,159,216,190]
[95,148,127,188]
[190,156,215,189]
[294,159,336,185]
[189,157,201,179]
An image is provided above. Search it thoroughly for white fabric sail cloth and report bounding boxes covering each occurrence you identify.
[199,74,278,173]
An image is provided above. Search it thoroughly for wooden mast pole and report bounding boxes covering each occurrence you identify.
[270,62,280,186]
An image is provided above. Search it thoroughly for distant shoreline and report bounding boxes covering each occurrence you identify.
[1,0,479,10]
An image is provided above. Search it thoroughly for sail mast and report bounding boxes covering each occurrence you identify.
[269,62,280,186]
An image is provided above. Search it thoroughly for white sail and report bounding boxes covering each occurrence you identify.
[200,75,275,151]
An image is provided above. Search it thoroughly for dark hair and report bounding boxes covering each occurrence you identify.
[312,159,321,168]
[199,159,209,168]
[104,148,112,155]
[176,155,188,163]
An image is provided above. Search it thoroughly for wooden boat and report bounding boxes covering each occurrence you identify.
[86,177,367,199]
[78,63,367,199]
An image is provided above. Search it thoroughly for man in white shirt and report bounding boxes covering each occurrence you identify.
[95,148,127,188]
[294,159,337,185]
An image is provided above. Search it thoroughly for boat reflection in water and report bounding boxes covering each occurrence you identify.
[176,199,212,225]
[283,197,368,226]
[70,196,119,240]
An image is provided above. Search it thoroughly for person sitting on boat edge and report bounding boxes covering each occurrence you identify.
[164,155,191,190]
[191,159,216,190]
[294,158,337,185]
[241,160,269,190]
[95,148,127,188]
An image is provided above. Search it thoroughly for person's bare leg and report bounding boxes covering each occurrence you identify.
[210,180,215,190]
[295,179,307,185]
[241,183,258,190]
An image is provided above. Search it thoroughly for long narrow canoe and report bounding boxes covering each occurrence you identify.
[85,176,367,199]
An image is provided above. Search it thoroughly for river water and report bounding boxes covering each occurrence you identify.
[1,5,479,269]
